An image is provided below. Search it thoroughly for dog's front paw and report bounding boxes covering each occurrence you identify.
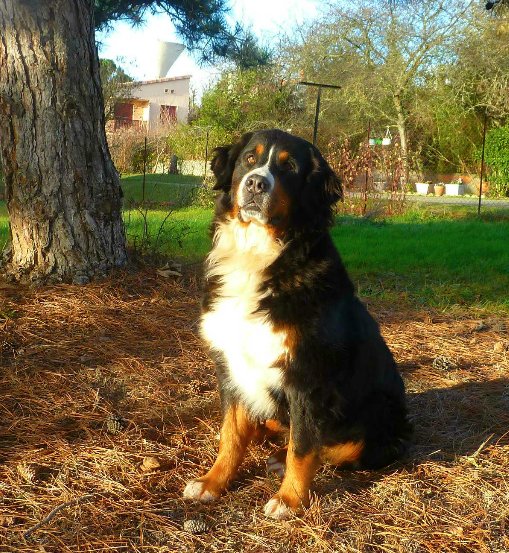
[263,495,296,520]
[183,479,220,503]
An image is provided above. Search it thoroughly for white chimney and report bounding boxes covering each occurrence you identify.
[151,40,185,79]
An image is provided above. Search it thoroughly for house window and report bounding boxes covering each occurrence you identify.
[160,105,177,124]
[164,89,176,94]
[113,102,133,129]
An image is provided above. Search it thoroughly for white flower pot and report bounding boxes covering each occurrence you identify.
[445,183,465,196]
[415,182,430,194]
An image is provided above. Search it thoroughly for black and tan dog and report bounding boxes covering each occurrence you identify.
[183,129,411,519]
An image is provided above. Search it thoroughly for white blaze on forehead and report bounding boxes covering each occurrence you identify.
[237,146,277,203]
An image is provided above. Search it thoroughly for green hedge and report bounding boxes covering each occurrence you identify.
[166,125,233,161]
[484,126,509,196]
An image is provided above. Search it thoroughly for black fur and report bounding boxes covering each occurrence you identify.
[205,129,411,469]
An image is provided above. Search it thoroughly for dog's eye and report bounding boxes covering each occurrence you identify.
[283,159,296,172]
[246,154,256,165]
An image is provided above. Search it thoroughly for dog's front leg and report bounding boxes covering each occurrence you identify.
[184,402,257,503]
[263,422,320,520]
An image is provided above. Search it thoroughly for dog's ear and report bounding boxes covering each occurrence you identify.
[211,132,254,191]
[308,146,343,205]
[210,146,232,190]
[298,146,343,230]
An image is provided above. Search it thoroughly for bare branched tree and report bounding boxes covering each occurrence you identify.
[319,0,476,181]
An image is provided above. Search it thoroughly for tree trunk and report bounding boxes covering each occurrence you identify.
[394,92,409,186]
[0,0,127,284]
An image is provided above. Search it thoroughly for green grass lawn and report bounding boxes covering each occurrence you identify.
[123,206,509,312]
[121,173,202,206]
[123,205,212,260]
[0,201,8,251]
[333,213,509,311]
[1,177,508,312]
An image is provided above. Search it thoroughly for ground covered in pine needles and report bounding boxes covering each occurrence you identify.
[1,269,508,552]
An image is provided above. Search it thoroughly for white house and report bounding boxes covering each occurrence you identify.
[113,75,191,130]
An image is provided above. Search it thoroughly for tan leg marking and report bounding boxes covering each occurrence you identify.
[320,441,364,466]
[264,430,320,520]
[183,403,257,502]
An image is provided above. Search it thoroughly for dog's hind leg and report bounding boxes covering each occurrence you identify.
[320,441,365,467]
[263,430,320,520]
[267,446,287,478]
[253,418,287,443]
[183,403,257,503]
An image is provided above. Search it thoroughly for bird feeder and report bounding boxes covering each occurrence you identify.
[369,128,392,147]
[382,127,392,146]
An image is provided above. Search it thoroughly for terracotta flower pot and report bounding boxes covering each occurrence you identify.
[434,185,445,196]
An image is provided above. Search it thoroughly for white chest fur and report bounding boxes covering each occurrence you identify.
[201,220,287,418]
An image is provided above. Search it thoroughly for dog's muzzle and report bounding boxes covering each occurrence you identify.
[245,175,270,195]
[239,173,272,223]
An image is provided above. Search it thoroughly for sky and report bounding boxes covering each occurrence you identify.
[96,0,320,96]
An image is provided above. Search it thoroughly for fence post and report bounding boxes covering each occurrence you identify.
[142,136,147,204]
[478,109,488,216]
[363,121,371,216]
[204,129,210,180]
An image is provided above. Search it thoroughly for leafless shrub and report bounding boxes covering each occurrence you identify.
[327,137,406,217]
[107,124,175,175]
[122,201,192,262]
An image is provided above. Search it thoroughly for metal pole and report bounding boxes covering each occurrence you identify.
[363,121,371,216]
[478,109,488,216]
[142,136,147,204]
[298,81,341,146]
[313,86,322,146]
[204,129,210,179]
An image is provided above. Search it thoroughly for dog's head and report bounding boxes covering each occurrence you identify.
[210,129,342,235]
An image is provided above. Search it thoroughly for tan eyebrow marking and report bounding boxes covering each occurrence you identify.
[278,150,289,163]
[255,143,265,155]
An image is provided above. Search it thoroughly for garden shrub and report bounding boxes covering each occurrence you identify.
[107,127,155,175]
[166,125,233,161]
[484,126,509,196]
[190,175,216,208]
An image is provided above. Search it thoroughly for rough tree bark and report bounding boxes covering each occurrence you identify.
[0,0,127,283]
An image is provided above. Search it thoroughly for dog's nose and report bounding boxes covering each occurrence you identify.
[245,175,269,194]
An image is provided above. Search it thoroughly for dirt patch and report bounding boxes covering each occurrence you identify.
[1,270,508,552]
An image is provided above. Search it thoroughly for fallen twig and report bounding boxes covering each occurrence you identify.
[24,493,96,540]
